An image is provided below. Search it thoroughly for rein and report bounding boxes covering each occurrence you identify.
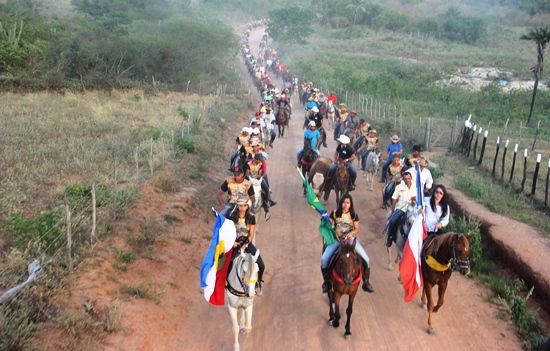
[424,236,470,272]
[226,256,257,298]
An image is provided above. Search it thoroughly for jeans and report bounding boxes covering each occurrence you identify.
[381,157,392,181]
[334,123,342,140]
[219,202,236,218]
[386,209,405,247]
[321,237,370,268]
[328,162,357,185]
[296,147,321,165]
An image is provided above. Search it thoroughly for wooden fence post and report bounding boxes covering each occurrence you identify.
[467,125,475,157]
[545,159,550,205]
[66,205,72,272]
[501,140,509,179]
[521,149,528,192]
[478,130,488,165]
[91,183,96,244]
[450,116,457,149]
[492,137,500,176]
[424,117,431,151]
[473,127,481,161]
[532,120,541,151]
[532,154,541,195]
[510,144,518,183]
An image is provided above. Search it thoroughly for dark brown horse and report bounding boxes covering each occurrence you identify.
[420,232,473,335]
[300,138,319,194]
[307,157,332,203]
[327,239,361,340]
[333,160,350,206]
[276,109,289,137]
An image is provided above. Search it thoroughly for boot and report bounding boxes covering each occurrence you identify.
[321,267,331,293]
[269,200,277,207]
[362,262,375,293]
[349,183,355,191]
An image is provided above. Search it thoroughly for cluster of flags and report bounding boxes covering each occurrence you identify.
[200,213,236,306]
[399,163,428,302]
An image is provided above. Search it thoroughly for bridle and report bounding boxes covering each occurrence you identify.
[450,237,470,272]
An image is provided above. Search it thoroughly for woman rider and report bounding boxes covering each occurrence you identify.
[320,194,374,293]
[387,154,404,184]
[417,184,450,235]
[231,195,265,295]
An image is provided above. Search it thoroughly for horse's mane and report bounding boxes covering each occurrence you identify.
[339,243,356,255]
[424,232,457,256]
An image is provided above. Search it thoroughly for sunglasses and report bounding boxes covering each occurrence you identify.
[435,190,444,195]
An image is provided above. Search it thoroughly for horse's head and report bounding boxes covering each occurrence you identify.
[336,240,361,287]
[336,162,349,178]
[239,251,260,297]
[452,234,473,275]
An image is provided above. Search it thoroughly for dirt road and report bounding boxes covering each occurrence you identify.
[79,28,525,351]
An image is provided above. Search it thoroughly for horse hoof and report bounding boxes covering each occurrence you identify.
[397,275,402,283]
[420,303,427,310]
[387,265,392,271]
[344,333,352,340]
[332,321,340,328]
[428,327,436,336]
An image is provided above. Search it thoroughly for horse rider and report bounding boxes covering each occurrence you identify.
[297,121,322,167]
[342,110,360,143]
[405,157,433,195]
[309,106,327,148]
[386,154,404,184]
[230,127,251,167]
[386,171,416,247]
[334,103,347,141]
[305,96,317,111]
[356,129,379,171]
[327,91,338,106]
[249,121,263,143]
[217,165,255,218]
[250,111,266,135]
[417,184,450,236]
[327,135,357,191]
[275,92,292,124]
[404,144,422,171]
[231,195,265,295]
[263,106,276,148]
[247,150,277,212]
[320,194,374,293]
[380,134,403,183]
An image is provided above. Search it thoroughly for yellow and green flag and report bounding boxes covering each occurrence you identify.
[300,172,336,245]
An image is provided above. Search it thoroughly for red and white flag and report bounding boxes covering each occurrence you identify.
[399,214,427,302]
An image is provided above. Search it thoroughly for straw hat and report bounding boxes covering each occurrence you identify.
[337,135,350,144]
[418,157,429,167]
[236,195,250,206]
[391,134,400,142]
[369,129,377,135]
[308,121,316,127]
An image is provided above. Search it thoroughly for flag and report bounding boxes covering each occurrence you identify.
[399,163,428,302]
[200,214,236,306]
[299,169,336,245]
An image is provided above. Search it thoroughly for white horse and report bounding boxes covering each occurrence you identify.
[326,100,335,129]
[385,201,416,272]
[226,250,260,351]
[249,177,263,245]
[363,151,380,191]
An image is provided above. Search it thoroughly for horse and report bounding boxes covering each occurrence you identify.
[380,180,397,210]
[299,138,319,194]
[327,239,362,340]
[307,157,332,203]
[230,145,249,170]
[385,201,416,272]
[249,178,263,244]
[326,100,335,130]
[333,160,350,205]
[226,249,260,351]
[420,232,473,335]
[276,108,288,137]
[363,151,380,192]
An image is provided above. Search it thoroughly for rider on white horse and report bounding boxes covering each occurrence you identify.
[386,171,416,247]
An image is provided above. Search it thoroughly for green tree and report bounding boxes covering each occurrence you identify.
[346,0,366,38]
[520,27,550,125]
[268,6,313,45]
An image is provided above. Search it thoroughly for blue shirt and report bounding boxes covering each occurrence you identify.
[305,101,317,110]
[304,129,321,148]
[386,142,403,159]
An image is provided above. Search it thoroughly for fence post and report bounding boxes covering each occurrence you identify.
[510,144,518,183]
[473,127,481,160]
[492,137,500,176]
[91,183,96,244]
[450,116,456,149]
[478,130,488,165]
[521,149,528,191]
[467,124,475,157]
[424,117,431,151]
[545,159,550,205]
[532,154,541,195]
[532,120,541,151]
[66,205,72,272]
[501,140,509,179]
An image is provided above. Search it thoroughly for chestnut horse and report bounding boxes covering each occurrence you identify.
[327,239,362,340]
[333,160,350,206]
[420,232,473,335]
[307,157,332,203]
[300,138,319,194]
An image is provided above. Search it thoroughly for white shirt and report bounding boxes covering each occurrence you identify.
[421,196,450,232]
[405,167,433,191]
[392,182,417,212]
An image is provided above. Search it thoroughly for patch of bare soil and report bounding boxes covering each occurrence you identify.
[35,29,532,351]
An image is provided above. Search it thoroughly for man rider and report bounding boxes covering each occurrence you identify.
[309,106,327,148]
[327,135,357,191]
[275,93,291,123]
[386,171,416,247]
[218,166,255,218]
[297,121,322,167]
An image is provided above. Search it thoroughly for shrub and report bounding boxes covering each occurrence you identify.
[175,136,198,153]
[2,211,65,255]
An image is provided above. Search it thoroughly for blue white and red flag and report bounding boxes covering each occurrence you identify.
[200,213,236,306]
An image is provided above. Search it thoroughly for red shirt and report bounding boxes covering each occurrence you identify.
[327,95,338,105]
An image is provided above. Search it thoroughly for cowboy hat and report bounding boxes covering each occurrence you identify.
[308,121,316,127]
[241,127,250,133]
[418,157,429,167]
[391,134,400,142]
[337,135,350,144]
[311,106,319,113]
[369,129,377,134]
[236,195,250,206]
[351,110,357,115]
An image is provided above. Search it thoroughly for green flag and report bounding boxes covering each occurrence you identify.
[301,175,336,245]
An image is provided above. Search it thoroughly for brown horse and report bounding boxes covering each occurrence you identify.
[333,160,350,206]
[276,109,289,137]
[307,157,332,203]
[299,138,319,194]
[420,232,473,335]
[327,239,362,340]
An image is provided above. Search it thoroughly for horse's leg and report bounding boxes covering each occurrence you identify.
[344,291,357,340]
[243,303,254,335]
[433,281,448,313]
[331,292,342,328]
[386,246,392,271]
[421,286,427,309]
[328,290,335,325]
[424,283,436,335]
[228,305,241,351]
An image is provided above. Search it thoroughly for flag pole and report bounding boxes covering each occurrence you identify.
[296,166,306,182]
